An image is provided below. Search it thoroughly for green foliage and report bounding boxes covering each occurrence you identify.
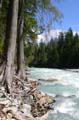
[23,0,38,41]
[47,40,59,67]
[0,0,9,54]
[24,42,36,65]
[0,0,9,38]
[30,28,79,68]
[36,40,47,67]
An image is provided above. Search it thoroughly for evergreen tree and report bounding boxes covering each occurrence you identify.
[71,33,79,67]
[57,32,65,67]
[38,40,47,67]
[61,28,73,67]
[47,39,59,67]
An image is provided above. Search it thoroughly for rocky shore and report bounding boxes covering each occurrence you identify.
[0,76,55,120]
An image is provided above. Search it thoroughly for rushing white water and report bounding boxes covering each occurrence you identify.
[28,67,79,120]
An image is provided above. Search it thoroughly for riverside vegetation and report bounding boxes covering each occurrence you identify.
[0,0,62,119]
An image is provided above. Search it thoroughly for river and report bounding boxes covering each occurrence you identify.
[28,67,79,120]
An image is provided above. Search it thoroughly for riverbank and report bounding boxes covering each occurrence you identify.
[28,68,79,120]
[0,76,55,120]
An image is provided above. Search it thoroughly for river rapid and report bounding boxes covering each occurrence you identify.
[28,68,79,120]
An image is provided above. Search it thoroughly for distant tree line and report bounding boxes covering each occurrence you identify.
[29,28,79,68]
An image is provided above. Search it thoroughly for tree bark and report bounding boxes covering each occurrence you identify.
[17,19,26,79]
[1,0,19,93]
[17,0,26,80]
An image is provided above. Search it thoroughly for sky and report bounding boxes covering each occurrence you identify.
[53,0,79,32]
[37,0,79,42]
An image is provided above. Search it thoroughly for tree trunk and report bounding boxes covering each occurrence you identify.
[1,0,19,93]
[17,19,26,79]
[17,0,26,80]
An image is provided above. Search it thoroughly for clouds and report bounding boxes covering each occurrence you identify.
[37,29,62,43]
[37,29,79,43]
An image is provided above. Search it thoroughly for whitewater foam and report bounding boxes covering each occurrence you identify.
[55,99,76,114]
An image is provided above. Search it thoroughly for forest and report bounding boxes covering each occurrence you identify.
[29,28,79,68]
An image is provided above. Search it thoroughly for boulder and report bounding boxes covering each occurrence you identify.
[37,95,55,106]
[37,113,48,120]
[30,81,39,88]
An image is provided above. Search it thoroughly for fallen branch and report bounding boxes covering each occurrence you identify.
[0,87,13,102]
[14,75,24,86]
[3,107,33,120]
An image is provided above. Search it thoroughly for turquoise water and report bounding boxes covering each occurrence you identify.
[28,68,79,120]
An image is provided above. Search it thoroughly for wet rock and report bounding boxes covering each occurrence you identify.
[29,80,39,88]
[37,95,55,106]
[55,94,75,98]
[68,95,75,98]
[37,113,48,120]
[38,78,58,82]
